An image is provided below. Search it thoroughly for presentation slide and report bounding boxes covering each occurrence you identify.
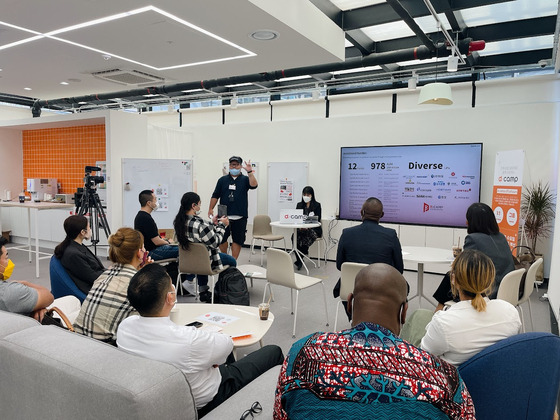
[339,143,482,227]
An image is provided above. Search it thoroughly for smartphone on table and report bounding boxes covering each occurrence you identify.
[186,321,203,328]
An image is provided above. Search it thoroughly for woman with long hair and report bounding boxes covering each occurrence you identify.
[421,249,521,365]
[54,215,105,294]
[73,227,151,345]
[294,186,322,270]
[173,192,236,301]
[433,202,515,310]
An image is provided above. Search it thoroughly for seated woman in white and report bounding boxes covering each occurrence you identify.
[421,249,521,366]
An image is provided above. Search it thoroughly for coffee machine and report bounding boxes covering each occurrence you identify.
[26,178,58,202]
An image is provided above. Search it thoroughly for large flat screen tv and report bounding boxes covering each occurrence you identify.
[339,143,483,227]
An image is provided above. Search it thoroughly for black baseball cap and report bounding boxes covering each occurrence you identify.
[229,156,242,164]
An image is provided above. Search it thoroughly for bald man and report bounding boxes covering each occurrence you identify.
[274,264,475,420]
[334,197,404,303]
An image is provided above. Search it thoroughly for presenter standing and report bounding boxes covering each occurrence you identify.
[294,186,322,270]
[208,156,257,260]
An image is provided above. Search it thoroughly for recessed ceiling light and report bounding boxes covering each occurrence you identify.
[250,30,279,41]
[60,81,69,85]
[24,87,32,90]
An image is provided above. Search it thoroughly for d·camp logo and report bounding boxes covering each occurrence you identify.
[284,214,305,220]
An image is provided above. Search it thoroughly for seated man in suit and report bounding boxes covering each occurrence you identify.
[334,197,404,307]
[274,264,475,419]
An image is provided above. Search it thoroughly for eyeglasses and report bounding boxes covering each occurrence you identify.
[240,401,262,420]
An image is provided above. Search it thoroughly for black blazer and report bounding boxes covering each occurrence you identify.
[60,241,106,294]
[336,219,403,273]
[296,201,323,238]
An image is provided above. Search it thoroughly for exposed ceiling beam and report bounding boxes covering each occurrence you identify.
[477,48,552,67]
[467,16,557,42]
[345,29,375,55]
[386,0,436,50]
[342,0,515,30]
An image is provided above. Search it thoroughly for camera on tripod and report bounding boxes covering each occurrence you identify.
[84,166,105,189]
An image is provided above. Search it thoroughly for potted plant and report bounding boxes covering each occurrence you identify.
[520,182,556,282]
[521,181,556,251]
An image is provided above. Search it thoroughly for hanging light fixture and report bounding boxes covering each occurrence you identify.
[418,82,453,105]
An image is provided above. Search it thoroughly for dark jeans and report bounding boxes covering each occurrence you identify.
[149,244,178,261]
[197,345,284,417]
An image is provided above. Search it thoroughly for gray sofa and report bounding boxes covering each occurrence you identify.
[0,310,280,420]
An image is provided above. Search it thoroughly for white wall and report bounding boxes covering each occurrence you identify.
[144,74,560,318]
[0,128,23,199]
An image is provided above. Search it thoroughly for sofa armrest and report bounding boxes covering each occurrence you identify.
[204,365,281,419]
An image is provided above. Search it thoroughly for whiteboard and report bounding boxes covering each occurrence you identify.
[122,159,193,229]
[267,162,309,221]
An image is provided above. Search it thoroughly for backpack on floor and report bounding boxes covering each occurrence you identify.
[214,267,250,306]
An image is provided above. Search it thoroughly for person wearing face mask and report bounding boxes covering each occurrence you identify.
[333,197,404,306]
[0,237,81,322]
[208,156,258,260]
[134,189,178,261]
[274,263,475,420]
[174,192,237,302]
[54,215,106,294]
[73,227,152,345]
[293,186,323,270]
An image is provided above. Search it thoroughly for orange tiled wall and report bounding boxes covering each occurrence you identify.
[22,125,106,194]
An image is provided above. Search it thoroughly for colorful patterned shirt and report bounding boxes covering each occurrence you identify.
[274,322,475,420]
[73,263,138,343]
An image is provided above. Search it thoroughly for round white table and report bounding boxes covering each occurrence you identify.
[270,221,321,275]
[170,303,274,359]
[402,246,454,308]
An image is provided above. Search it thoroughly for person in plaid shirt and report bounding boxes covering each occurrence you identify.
[174,192,236,300]
[274,264,475,420]
[73,227,150,345]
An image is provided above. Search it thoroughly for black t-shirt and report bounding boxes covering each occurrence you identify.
[134,210,159,251]
[211,174,256,218]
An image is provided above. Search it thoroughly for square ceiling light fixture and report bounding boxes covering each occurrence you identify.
[0,6,256,71]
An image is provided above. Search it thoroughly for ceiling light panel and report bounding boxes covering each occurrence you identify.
[414,14,452,35]
[331,65,382,75]
[478,35,553,56]
[0,6,256,71]
[275,75,312,82]
[361,21,414,42]
[461,0,557,27]
[330,0,384,11]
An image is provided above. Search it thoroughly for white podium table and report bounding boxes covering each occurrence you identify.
[270,221,321,275]
[0,201,74,277]
[402,246,453,308]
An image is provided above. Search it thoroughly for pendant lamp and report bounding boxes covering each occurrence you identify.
[417,82,453,105]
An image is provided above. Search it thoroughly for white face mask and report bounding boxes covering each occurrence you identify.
[151,200,159,211]
[195,209,201,216]
[303,196,312,203]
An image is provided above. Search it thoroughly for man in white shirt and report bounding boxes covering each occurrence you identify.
[117,264,283,415]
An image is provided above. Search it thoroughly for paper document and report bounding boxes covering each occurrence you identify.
[197,312,239,326]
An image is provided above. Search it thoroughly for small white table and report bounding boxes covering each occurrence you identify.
[270,221,321,275]
[237,264,275,301]
[0,201,74,277]
[402,246,454,308]
[170,303,274,359]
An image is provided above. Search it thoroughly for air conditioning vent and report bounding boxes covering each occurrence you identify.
[92,69,165,86]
